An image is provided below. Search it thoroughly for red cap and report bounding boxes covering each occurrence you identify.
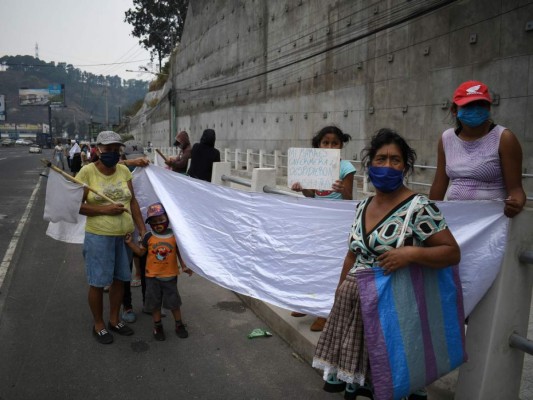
[453,81,492,106]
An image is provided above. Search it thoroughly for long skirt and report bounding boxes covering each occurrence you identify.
[312,274,369,385]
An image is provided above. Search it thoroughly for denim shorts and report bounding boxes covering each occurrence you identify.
[144,277,182,312]
[83,232,132,287]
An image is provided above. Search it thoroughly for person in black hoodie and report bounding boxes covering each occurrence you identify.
[187,129,221,182]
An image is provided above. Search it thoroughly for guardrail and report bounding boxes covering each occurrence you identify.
[219,148,533,200]
[155,146,533,201]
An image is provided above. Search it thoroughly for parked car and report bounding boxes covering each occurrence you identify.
[29,144,42,154]
[16,139,28,145]
[1,138,15,147]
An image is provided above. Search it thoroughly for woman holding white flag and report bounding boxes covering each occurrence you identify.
[77,131,147,344]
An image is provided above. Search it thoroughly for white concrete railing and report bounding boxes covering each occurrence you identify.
[455,209,533,400]
[156,147,533,201]
[219,148,533,200]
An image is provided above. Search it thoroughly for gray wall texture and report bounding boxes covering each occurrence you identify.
[134,0,533,192]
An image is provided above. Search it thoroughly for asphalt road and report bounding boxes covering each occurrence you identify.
[0,146,340,400]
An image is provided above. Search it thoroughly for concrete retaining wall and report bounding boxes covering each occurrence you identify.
[131,0,533,192]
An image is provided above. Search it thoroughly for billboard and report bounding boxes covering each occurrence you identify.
[0,94,5,121]
[19,84,65,106]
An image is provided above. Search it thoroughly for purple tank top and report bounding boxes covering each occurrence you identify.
[442,125,506,200]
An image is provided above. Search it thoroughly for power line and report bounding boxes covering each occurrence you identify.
[3,59,151,69]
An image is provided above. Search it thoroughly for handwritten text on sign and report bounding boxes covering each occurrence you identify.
[287,148,340,190]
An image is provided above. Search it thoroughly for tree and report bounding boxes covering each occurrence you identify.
[124,0,188,71]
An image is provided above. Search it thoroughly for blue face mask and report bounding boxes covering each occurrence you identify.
[457,105,490,128]
[368,166,404,193]
[99,151,121,167]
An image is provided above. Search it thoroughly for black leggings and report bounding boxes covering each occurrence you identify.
[123,254,147,309]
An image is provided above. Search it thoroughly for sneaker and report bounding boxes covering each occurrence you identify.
[121,308,137,323]
[153,324,165,341]
[93,326,113,344]
[108,321,134,336]
[175,322,189,338]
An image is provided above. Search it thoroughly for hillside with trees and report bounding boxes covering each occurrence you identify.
[0,55,149,138]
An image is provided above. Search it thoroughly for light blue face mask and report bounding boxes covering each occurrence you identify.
[457,105,490,128]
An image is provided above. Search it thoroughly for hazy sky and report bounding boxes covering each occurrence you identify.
[0,0,155,80]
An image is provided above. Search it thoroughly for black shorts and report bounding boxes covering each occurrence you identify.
[144,276,182,311]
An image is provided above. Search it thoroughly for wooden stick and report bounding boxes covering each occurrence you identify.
[155,148,169,163]
[41,158,120,205]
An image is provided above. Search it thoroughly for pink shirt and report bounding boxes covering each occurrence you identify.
[442,125,507,201]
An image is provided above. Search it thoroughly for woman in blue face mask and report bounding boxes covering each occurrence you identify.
[313,128,461,400]
[429,80,526,218]
[76,131,148,345]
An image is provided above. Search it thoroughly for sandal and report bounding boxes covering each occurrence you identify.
[310,317,327,332]
[108,321,134,336]
[130,279,141,287]
[290,311,307,317]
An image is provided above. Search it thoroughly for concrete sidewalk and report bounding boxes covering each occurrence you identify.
[0,179,336,400]
[239,294,533,400]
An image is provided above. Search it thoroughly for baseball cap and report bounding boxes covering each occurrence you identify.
[453,81,492,106]
[123,140,145,159]
[96,131,123,146]
[145,202,167,223]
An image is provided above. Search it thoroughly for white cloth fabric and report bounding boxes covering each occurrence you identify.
[69,142,81,158]
[44,168,84,223]
[44,168,86,243]
[44,165,508,316]
[153,151,168,168]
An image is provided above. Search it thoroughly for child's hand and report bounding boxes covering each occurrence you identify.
[331,179,344,193]
[182,266,194,276]
[124,233,133,244]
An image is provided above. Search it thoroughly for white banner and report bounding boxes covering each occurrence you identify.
[287,148,340,190]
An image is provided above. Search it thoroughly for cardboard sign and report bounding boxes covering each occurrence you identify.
[287,148,340,190]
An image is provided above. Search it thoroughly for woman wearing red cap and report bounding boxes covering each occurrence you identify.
[429,80,526,217]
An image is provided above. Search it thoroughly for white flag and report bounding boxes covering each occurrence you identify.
[44,169,84,223]
[43,169,86,244]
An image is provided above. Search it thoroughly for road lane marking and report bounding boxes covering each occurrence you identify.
[0,175,43,289]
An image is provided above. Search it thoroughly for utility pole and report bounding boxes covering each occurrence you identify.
[48,105,52,142]
[104,83,109,129]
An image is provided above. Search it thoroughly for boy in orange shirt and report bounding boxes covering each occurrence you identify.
[125,202,192,341]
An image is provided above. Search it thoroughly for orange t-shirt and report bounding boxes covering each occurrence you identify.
[142,231,180,278]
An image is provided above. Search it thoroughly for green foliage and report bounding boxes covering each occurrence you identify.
[124,0,188,70]
[123,99,144,117]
